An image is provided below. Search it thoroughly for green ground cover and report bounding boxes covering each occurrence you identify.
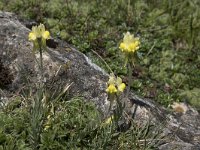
[0,95,161,149]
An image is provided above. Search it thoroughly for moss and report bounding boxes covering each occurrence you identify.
[180,88,200,110]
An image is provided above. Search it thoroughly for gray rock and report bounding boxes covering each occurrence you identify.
[0,11,199,149]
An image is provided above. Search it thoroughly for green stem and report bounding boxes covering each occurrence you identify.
[38,39,44,83]
[126,62,133,98]
[39,47,43,78]
[108,94,116,112]
[91,49,114,74]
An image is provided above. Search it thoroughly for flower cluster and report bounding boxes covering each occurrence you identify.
[28,24,50,51]
[119,32,140,53]
[29,24,50,41]
[106,74,126,94]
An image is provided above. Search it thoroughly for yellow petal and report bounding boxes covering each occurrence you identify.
[42,31,50,39]
[28,32,37,41]
[108,73,116,84]
[106,84,117,94]
[119,42,126,50]
[129,43,136,50]
[104,115,114,124]
[32,26,41,38]
[120,32,140,53]
[116,77,122,85]
[118,83,126,92]
[38,23,45,33]
[123,32,134,44]
[134,40,140,46]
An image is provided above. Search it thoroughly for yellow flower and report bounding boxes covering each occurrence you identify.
[42,31,50,40]
[119,43,126,50]
[116,77,126,92]
[119,32,140,53]
[28,32,37,41]
[106,84,117,94]
[32,26,41,38]
[104,115,114,124]
[100,115,114,127]
[38,24,50,40]
[28,24,50,41]
[106,74,126,94]
[118,83,126,92]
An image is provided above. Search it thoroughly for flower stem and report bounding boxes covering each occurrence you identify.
[38,39,44,83]
[39,48,43,78]
[126,62,133,98]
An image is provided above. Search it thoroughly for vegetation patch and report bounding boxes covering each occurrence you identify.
[0,95,161,149]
